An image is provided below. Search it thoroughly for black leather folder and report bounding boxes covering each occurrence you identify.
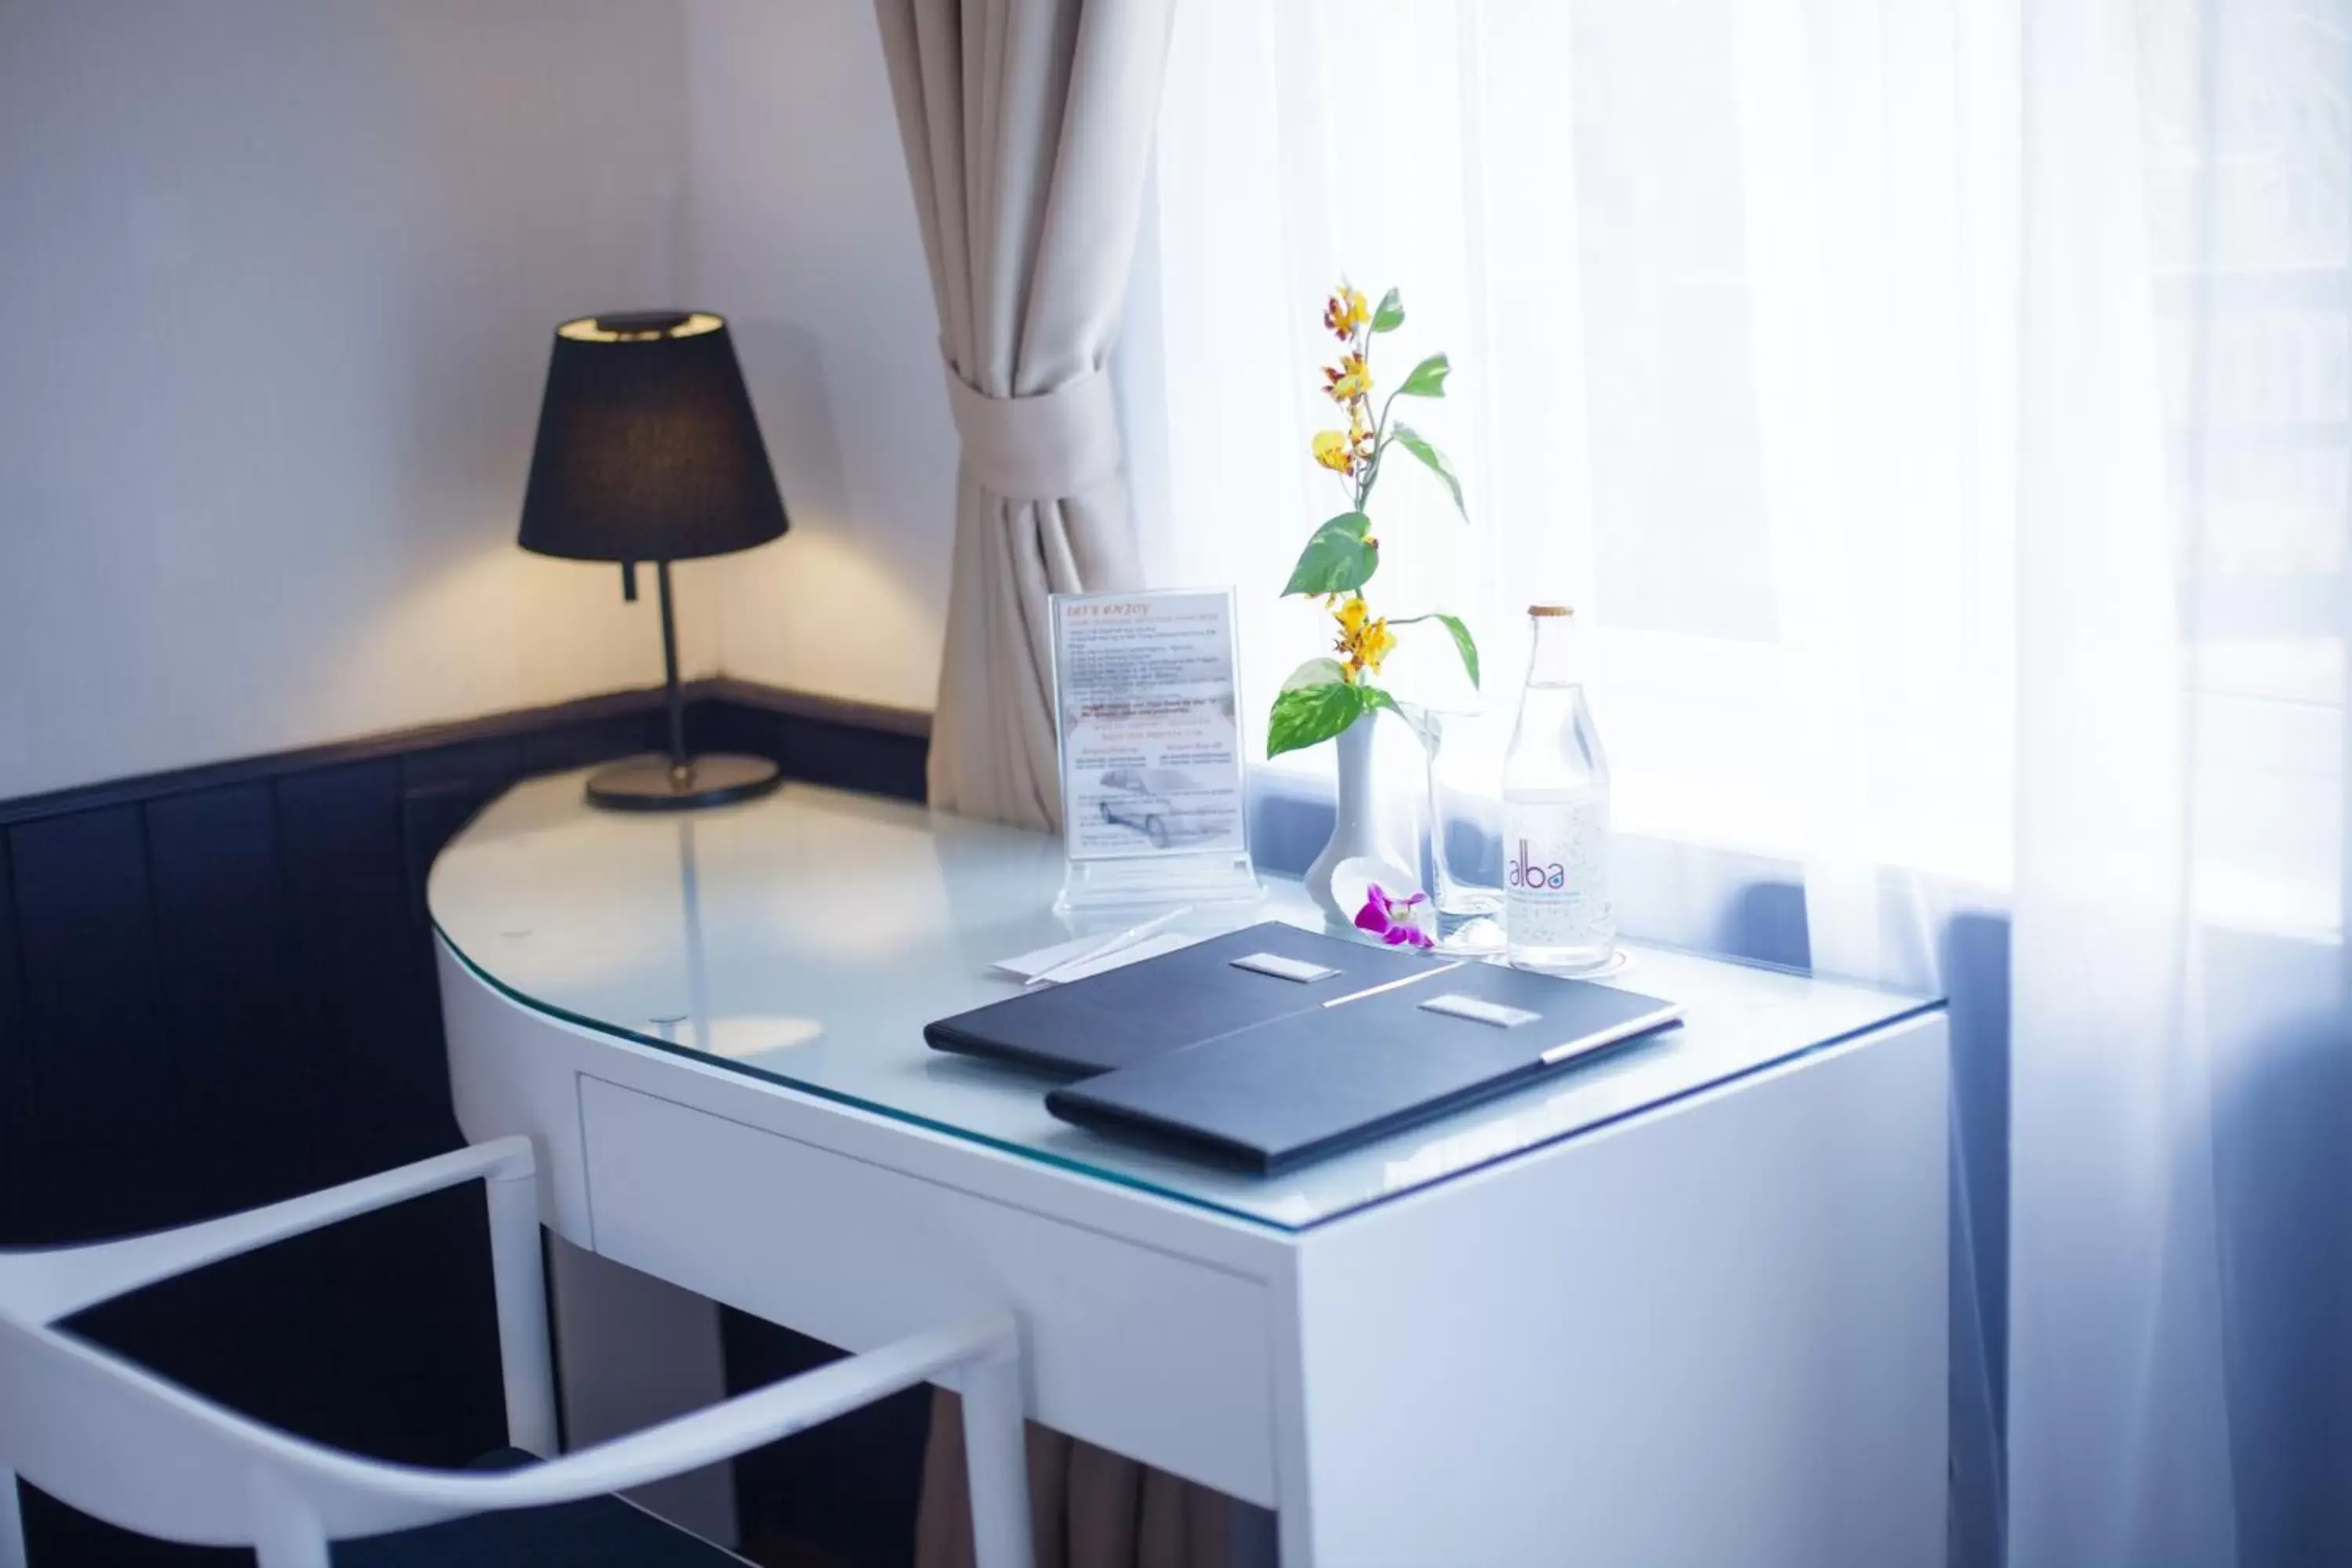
[1044,960,1683,1174]
[924,921,1442,1076]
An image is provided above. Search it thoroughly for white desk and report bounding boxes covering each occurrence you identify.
[430,773,1948,1566]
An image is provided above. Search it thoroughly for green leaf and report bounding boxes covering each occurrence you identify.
[1355,683,1400,720]
[1280,511,1378,597]
[1280,656,1348,692]
[1267,678,1366,759]
[1396,353,1452,398]
[1390,612,1481,689]
[1371,287,1405,333]
[1430,612,1479,687]
[1391,423,1466,518]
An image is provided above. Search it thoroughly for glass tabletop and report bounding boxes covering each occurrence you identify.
[428,772,1940,1231]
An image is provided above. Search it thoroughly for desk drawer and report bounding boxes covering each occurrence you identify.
[577,1075,1277,1504]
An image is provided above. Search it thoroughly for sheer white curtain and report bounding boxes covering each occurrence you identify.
[1132,0,2350,1563]
[2015,2,2351,1563]
[1134,0,2020,895]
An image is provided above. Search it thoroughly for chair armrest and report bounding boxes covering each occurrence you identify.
[0,1138,537,1327]
[281,1312,1020,1523]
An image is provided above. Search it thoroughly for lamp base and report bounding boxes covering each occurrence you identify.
[583,753,782,812]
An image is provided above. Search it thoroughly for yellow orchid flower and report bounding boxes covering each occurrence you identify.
[1312,430,1356,474]
[1359,616,1397,674]
[1323,285,1370,340]
[1328,594,1396,682]
[1323,352,1372,404]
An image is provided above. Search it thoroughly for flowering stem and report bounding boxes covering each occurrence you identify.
[1359,386,1403,510]
[1349,321,1399,514]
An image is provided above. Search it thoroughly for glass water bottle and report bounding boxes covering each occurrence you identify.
[1501,604,1616,973]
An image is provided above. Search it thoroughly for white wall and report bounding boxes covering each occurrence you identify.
[0,0,724,797]
[682,0,957,714]
[0,0,960,799]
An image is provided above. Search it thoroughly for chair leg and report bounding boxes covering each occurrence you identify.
[958,1347,1036,1568]
[1,1466,26,1568]
[485,1173,560,1457]
[252,1530,328,1568]
[249,1475,330,1568]
[252,1537,328,1568]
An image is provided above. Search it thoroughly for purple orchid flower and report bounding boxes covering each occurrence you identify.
[1354,882,1436,949]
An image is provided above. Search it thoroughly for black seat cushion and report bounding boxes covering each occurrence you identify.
[334,1449,750,1568]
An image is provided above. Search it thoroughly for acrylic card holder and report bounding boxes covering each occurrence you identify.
[1050,588,1261,911]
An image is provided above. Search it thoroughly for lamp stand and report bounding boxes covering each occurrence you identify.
[584,559,783,812]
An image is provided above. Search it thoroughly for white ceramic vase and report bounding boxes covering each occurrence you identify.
[1304,709,1417,923]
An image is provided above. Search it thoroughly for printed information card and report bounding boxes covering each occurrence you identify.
[1051,589,1258,908]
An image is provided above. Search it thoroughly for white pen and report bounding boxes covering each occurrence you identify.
[1025,906,1197,987]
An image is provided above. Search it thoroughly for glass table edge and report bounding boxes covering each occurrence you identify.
[433,920,1949,1236]
[433,921,1299,1232]
[1610,928,1951,1007]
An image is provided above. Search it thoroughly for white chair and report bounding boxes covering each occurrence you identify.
[0,1137,1035,1568]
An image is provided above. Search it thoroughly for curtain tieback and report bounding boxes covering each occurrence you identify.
[943,363,1123,502]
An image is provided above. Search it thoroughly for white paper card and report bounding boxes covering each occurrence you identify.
[1228,952,1340,984]
[1418,993,1542,1029]
[992,930,1198,985]
[1052,590,1248,862]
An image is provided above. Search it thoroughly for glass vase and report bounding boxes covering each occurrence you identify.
[1419,706,1509,954]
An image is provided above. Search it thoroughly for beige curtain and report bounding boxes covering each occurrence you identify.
[872,1,1232,1563]
[916,1396,1233,1568]
[874,0,1168,831]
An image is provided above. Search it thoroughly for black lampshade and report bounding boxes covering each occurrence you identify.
[517,310,787,563]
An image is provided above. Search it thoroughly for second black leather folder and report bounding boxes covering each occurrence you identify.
[1045,961,1683,1174]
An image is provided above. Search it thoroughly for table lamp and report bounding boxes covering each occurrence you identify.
[519,310,788,810]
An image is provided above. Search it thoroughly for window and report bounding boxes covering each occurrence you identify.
[1123,0,2343,935]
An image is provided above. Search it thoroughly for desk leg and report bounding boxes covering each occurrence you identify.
[546,1234,739,1545]
[1271,1018,1948,1566]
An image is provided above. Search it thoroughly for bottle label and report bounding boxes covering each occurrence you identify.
[1503,800,1614,949]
